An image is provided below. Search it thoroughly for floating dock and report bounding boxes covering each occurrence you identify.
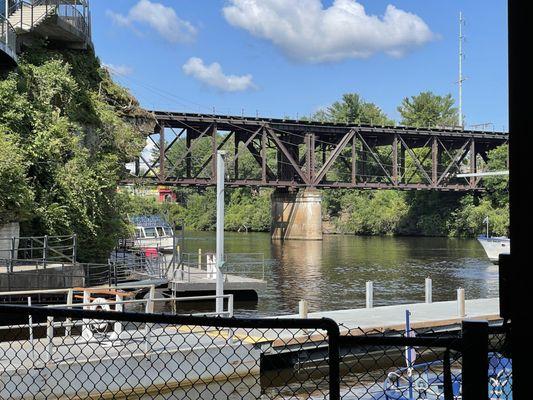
[169,265,267,300]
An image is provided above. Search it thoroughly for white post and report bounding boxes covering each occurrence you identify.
[82,290,91,341]
[27,297,34,362]
[457,288,466,317]
[46,316,54,363]
[65,288,73,336]
[299,299,309,318]
[366,281,374,308]
[144,285,155,352]
[216,150,226,315]
[425,277,432,303]
[198,248,202,269]
[113,293,123,338]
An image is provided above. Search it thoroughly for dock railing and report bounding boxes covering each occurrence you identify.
[0,301,511,399]
[174,251,266,282]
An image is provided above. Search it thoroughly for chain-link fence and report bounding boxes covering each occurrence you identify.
[0,304,512,399]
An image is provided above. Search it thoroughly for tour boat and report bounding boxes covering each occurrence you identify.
[129,215,175,252]
[477,236,510,264]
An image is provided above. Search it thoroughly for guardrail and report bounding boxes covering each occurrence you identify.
[0,15,17,61]
[8,0,89,40]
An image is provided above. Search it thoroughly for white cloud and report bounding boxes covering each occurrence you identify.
[106,0,197,43]
[222,0,436,63]
[182,57,256,92]
[103,63,134,76]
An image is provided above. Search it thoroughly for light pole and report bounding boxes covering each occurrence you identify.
[215,150,226,315]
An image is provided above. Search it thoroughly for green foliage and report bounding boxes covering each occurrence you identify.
[225,188,271,232]
[398,92,458,127]
[0,45,147,261]
[311,93,393,125]
[0,132,34,224]
[337,191,408,235]
[450,196,509,237]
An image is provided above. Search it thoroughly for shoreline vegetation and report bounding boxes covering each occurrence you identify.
[1,46,508,263]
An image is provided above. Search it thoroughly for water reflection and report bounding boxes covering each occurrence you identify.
[181,232,497,317]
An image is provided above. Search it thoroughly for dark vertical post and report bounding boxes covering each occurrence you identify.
[186,129,191,178]
[211,123,217,183]
[327,323,341,400]
[462,320,488,400]
[432,136,438,187]
[392,134,398,186]
[469,139,476,188]
[305,133,311,182]
[508,3,527,398]
[261,128,267,184]
[400,146,406,184]
[234,131,239,180]
[361,145,367,182]
[310,133,316,183]
[158,125,165,181]
[351,134,357,185]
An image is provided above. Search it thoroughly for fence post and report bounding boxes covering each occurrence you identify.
[366,281,373,308]
[113,293,123,338]
[425,277,432,303]
[27,297,35,362]
[462,320,488,399]
[43,235,48,267]
[327,321,341,400]
[65,289,73,336]
[72,234,77,263]
[198,248,202,268]
[299,299,309,318]
[46,316,54,363]
[457,288,466,317]
[144,285,155,352]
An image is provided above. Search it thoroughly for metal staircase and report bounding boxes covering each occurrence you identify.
[7,0,91,49]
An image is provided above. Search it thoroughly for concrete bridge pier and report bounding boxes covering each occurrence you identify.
[271,189,323,240]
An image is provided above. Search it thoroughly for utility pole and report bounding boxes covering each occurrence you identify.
[458,11,466,128]
[215,150,226,315]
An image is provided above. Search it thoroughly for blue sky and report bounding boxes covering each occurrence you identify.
[92,0,508,130]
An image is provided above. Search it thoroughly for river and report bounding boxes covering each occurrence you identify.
[175,232,499,317]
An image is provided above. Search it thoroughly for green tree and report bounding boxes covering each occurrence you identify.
[398,92,458,127]
[312,93,393,125]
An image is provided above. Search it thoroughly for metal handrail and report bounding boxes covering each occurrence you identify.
[0,15,17,59]
[7,0,89,38]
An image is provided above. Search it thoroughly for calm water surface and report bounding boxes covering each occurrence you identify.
[174,232,497,317]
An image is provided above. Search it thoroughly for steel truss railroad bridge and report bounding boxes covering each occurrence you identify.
[126,111,508,192]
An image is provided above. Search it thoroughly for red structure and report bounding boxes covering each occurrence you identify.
[157,186,176,203]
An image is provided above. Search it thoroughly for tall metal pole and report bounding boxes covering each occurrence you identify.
[458,12,465,128]
[215,150,226,315]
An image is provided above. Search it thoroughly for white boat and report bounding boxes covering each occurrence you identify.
[477,235,510,263]
[129,215,175,252]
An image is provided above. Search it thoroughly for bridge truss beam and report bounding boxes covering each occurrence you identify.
[125,112,508,192]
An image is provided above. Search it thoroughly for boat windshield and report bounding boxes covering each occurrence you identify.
[134,228,144,239]
[144,227,157,238]
[156,227,166,237]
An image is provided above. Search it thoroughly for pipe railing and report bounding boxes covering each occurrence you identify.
[0,15,16,59]
[7,0,89,39]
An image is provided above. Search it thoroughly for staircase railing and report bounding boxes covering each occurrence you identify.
[0,15,17,60]
[8,0,89,40]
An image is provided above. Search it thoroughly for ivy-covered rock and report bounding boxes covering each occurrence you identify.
[0,45,150,262]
